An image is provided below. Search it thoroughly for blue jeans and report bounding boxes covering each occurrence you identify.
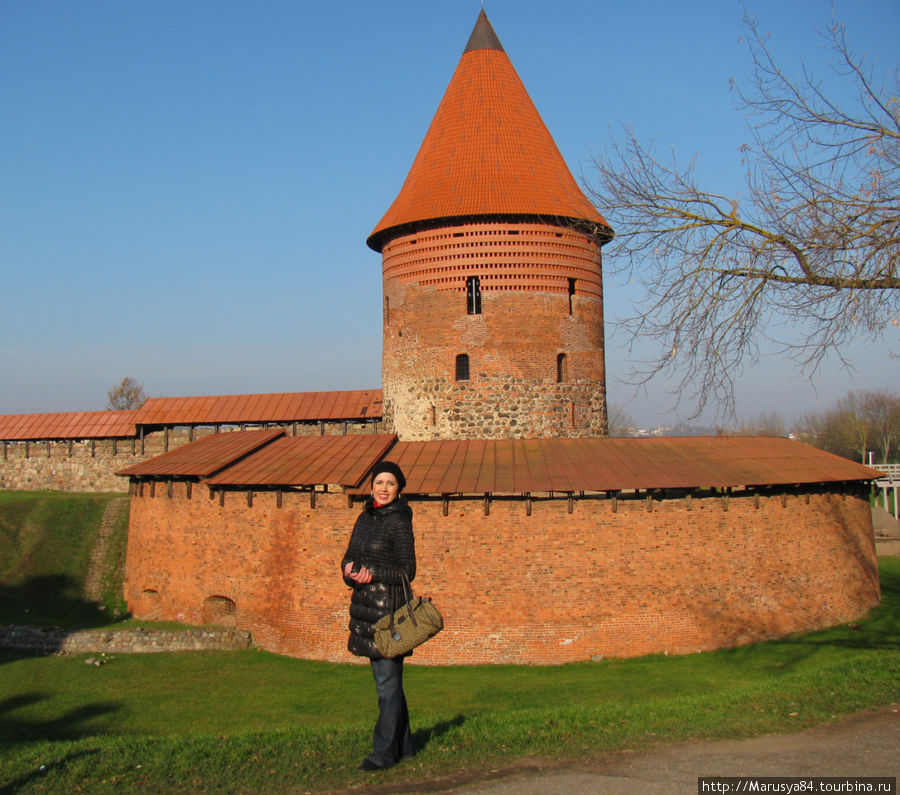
[366,656,415,767]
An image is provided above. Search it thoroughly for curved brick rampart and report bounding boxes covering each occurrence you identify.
[123,484,880,665]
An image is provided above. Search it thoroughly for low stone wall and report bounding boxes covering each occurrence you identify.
[0,625,252,654]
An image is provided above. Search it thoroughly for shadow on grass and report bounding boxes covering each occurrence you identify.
[0,692,120,745]
[412,714,466,753]
[0,575,130,629]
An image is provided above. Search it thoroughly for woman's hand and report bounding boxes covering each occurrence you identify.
[343,561,373,584]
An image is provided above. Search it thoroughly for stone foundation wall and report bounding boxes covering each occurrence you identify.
[123,483,881,665]
[0,625,252,654]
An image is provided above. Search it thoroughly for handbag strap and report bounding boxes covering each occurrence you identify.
[387,569,418,636]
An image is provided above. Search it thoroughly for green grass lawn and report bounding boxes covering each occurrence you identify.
[1,557,897,793]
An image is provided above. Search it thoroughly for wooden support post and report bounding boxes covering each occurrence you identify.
[91,439,96,458]
[150,481,156,498]
[188,426,194,442]
[131,437,135,455]
[646,494,653,512]
[163,426,169,452]
[277,490,283,508]
[722,494,729,511]
[247,491,253,507]
[754,494,760,509]
[347,494,353,509]
[167,480,173,499]
[611,493,617,513]
[219,489,225,507]
[140,427,145,455]
[309,490,316,509]
[483,495,490,516]
[292,422,297,437]
[2,441,6,460]
[46,441,51,458]
[685,493,693,511]
[320,421,325,436]
[781,493,787,508]
[567,494,574,514]
[342,421,348,436]
[139,481,144,497]
[68,440,73,457]
[525,494,532,516]
[112,438,118,456]
[186,481,192,500]
[442,497,449,517]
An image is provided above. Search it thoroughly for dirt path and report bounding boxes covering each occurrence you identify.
[370,704,898,794]
[82,496,129,601]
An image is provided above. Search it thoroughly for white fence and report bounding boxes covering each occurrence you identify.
[873,463,899,521]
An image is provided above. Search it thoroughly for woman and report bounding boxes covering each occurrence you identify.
[341,460,417,771]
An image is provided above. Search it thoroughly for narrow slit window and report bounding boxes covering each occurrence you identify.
[557,353,568,383]
[455,353,470,381]
[567,278,576,315]
[466,276,482,315]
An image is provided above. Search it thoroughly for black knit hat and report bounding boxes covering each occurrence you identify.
[370,460,406,491]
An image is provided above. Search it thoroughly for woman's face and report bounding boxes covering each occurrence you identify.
[372,473,400,505]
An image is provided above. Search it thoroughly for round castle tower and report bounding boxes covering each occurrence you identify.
[368,11,614,441]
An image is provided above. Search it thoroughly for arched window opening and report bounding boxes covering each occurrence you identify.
[466,276,482,315]
[455,354,470,381]
[203,595,237,627]
[557,353,568,383]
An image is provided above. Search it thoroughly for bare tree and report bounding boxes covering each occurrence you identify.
[797,389,900,463]
[607,404,637,437]
[589,11,899,419]
[106,377,148,411]
[736,410,787,437]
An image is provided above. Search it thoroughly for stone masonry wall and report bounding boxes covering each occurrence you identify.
[123,483,880,665]
[0,421,377,493]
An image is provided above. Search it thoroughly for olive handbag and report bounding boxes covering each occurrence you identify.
[373,570,444,657]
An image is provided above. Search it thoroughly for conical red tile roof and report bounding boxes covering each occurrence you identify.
[367,10,612,251]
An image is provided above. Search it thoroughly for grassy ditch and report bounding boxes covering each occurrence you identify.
[1,557,896,793]
[0,491,129,626]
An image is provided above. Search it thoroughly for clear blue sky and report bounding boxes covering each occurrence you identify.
[1,0,896,426]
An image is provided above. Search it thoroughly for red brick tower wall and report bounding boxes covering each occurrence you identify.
[381,221,608,440]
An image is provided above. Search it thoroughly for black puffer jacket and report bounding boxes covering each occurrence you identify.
[341,497,416,659]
